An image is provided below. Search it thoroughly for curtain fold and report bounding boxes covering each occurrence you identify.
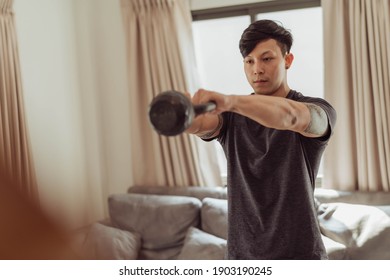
[323,0,390,191]
[0,0,38,198]
[121,0,222,187]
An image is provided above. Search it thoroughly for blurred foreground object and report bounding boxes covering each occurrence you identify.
[0,170,79,259]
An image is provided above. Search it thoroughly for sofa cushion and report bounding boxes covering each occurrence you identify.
[82,222,141,260]
[201,198,228,240]
[177,227,226,260]
[139,245,182,260]
[318,202,390,259]
[128,185,227,201]
[108,193,201,250]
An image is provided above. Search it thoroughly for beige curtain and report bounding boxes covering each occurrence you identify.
[121,0,222,187]
[323,0,390,191]
[0,0,37,198]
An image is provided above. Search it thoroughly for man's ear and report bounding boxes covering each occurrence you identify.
[285,53,294,69]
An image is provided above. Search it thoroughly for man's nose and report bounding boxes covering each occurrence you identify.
[253,62,264,75]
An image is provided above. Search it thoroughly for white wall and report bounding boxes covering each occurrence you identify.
[14,0,132,229]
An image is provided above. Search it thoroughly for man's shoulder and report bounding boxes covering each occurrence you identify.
[288,90,337,140]
[288,89,329,105]
[288,90,336,115]
[287,89,317,102]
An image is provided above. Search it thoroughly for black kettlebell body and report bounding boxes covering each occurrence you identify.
[148,90,215,136]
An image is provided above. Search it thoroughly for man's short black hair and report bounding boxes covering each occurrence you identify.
[239,19,293,57]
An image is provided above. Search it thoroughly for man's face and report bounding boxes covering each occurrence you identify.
[243,39,293,97]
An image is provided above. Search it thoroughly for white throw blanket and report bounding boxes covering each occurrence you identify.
[318,202,390,259]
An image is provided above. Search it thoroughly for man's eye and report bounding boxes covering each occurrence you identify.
[263,57,272,62]
[245,60,253,64]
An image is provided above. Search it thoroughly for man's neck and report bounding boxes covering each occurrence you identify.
[255,84,291,98]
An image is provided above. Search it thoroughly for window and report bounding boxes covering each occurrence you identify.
[192,16,251,180]
[192,16,251,95]
[256,8,324,99]
[192,3,324,185]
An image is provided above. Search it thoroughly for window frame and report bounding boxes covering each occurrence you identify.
[192,0,321,23]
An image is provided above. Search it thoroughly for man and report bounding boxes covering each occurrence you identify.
[186,20,336,259]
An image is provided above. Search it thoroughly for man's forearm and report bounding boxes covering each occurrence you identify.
[185,114,221,138]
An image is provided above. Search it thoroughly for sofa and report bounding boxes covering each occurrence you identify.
[77,186,390,260]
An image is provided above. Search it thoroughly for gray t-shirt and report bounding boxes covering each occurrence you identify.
[215,90,336,259]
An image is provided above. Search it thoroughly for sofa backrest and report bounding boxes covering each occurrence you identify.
[128,185,227,201]
[315,188,390,206]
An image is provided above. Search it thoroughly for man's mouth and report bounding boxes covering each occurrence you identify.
[253,79,268,83]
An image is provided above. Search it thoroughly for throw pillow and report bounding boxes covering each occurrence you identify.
[177,227,226,260]
[201,197,228,240]
[321,234,346,260]
[82,222,141,260]
[108,193,201,250]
